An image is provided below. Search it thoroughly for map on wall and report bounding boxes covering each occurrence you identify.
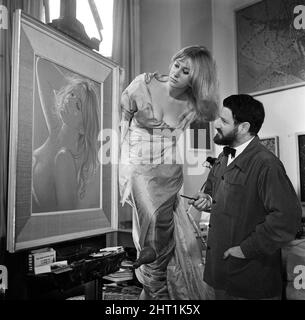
[236,0,305,94]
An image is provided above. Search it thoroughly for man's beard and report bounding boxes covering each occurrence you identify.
[213,126,238,146]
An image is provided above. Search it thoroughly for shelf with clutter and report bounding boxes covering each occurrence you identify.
[26,246,127,300]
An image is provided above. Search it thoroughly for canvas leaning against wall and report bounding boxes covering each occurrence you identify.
[7,10,121,252]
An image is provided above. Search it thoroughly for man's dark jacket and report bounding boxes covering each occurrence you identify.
[204,136,302,299]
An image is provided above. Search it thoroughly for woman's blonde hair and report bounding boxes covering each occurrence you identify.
[171,45,219,121]
[57,77,101,199]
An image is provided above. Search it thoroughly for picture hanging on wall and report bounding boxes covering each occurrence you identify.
[235,0,305,95]
[296,133,305,205]
[260,136,280,157]
[7,11,121,252]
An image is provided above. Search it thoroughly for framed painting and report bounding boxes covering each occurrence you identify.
[187,120,213,152]
[260,136,279,157]
[7,10,121,252]
[236,0,305,95]
[296,133,305,205]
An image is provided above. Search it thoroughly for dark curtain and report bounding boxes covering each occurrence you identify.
[112,0,140,90]
[111,0,141,231]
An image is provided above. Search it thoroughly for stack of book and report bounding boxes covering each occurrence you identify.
[90,246,125,259]
[28,247,56,275]
[101,284,142,300]
[102,268,133,283]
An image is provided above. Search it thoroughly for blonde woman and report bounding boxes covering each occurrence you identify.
[32,57,100,213]
[119,45,219,299]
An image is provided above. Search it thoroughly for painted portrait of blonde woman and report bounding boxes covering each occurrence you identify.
[32,57,101,213]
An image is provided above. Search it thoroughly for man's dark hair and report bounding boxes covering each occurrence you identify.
[223,94,265,135]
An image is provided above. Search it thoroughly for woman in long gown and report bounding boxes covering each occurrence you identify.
[119,45,219,299]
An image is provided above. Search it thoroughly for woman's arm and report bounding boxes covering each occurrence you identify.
[119,76,146,143]
[54,149,78,211]
[36,57,68,133]
[120,91,135,144]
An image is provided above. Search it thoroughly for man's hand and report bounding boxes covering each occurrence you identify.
[188,192,212,211]
[223,246,246,259]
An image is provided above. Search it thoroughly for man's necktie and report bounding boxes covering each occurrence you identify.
[223,146,236,158]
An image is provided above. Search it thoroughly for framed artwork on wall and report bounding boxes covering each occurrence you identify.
[296,133,305,205]
[7,11,121,252]
[260,136,280,157]
[187,120,213,152]
[235,0,305,95]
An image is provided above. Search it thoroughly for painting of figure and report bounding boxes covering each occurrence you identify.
[32,57,101,213]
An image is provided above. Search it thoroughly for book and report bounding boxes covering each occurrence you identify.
[99,246,124,254]
[31,261,71,275]
[34,264,51,275]
[50,261,72,274]
[51,266,73,274]
[89,251,113,258]
[50,260,68,269]
[28,248,56,272]
[101,285,141,300]
[89,246,125,259]
[102,268,133,283]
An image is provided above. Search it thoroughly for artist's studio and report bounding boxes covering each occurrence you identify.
[0,0,305,302]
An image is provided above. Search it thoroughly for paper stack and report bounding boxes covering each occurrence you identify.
[90,246,125,258]
[102,268,133,283]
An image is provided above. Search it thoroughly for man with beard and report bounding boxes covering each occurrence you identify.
[189,94,302,300]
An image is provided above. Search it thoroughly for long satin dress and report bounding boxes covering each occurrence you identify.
[119,73,207,300]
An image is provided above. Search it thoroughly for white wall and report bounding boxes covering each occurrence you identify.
[257,88,305,195]
[212,0,305,213]
[140,0,213,72]
[140,0,181,74]
[180,0,212,50]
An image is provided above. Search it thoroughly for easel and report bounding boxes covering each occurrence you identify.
[49,0,103,51]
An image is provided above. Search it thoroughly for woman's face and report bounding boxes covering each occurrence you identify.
[168,58,192,90]
[60,88,83,132]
